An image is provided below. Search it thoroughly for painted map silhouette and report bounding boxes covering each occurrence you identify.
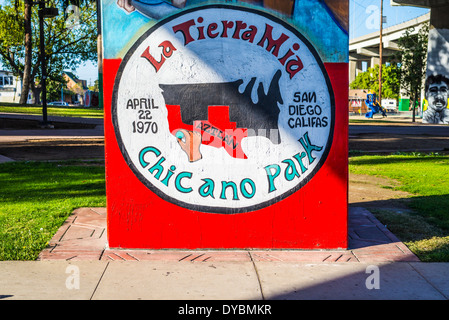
[161,70,283,159]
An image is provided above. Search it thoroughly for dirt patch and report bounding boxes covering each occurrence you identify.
[348,173,412,209]
[0,138,104,161]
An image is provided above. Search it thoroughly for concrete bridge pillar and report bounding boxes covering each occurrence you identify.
[423,4,449,123]
[349,59,365,83]
[426,4,449,77]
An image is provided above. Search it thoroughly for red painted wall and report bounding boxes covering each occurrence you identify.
[103,58,348,249]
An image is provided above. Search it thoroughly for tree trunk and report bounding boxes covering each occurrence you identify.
[19,0,32,105]
[31,81,40,105]
[412,93,416,123]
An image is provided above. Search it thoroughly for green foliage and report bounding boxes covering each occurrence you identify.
[0,2,26,76]
[396,23,429,103]
[0,0,97,99]
[88,79,99,92]
[349,64,401,100]
[382,65,401,100]
[350,66,376,92]
[46,77,70,102]
[0,4,23,46]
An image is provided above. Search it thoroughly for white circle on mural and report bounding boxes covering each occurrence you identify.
[112,5,335,214]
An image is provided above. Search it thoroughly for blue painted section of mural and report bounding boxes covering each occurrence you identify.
[291,0,348,63]
[101,0,151,59]
[101,0,348,63]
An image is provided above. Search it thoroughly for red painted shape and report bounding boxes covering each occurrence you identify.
[141,46,166,72]
[104,58,348,250]
[166,104,248,159]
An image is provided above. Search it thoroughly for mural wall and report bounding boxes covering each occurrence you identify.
[102,0,349,249]
[423,5,449,124]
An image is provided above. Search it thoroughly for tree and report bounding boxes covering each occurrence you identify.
[350,66,377,93]
[88,79,99,92]
[22,0,32,105]
[396,23,429,122]
[46,77,68,102]
[381,64,401,101]
[0,2,26,102]
[350,64,401,100]
[0,0,97,104]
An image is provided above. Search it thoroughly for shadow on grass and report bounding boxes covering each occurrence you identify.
[351,194,449,262]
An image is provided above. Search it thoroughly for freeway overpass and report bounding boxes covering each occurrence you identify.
[349,12,430,84]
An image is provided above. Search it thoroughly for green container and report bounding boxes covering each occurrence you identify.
[398,98,410,111]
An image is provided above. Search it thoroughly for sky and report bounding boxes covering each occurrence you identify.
[77,61,98,86]
[349,0,429,40]
[1,0,431,82]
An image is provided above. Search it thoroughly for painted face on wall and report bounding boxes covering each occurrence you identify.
[427,82,448,112]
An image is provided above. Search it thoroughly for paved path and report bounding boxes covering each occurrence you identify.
[350,123,449,137]
[37,207,419,263]
[0,113,104,144]
[1,207,448,300]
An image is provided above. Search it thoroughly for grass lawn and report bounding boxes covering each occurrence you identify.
[349,153,449,262]
[0,161,106,260]
[0,104,103,118]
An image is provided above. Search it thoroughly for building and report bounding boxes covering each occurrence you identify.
[63,71,88,105]
[0,70,22,103]
[349,89,369,115]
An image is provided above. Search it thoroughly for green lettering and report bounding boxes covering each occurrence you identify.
[139,146,161,167]
[220,181,239,200]
[299,131,323,165]
[175,172,193,193]
[240,178,256,199]
[264,164,280,193]
[148,157,165,180]
[199,178,215,198]
[282,159,300,181]
[161,165,176,186]
[292,152,308,173]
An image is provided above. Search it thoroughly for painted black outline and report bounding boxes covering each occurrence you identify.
[111,4,336,214]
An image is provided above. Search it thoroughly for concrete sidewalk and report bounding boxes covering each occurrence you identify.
[1,207,448,300]
[1,260,448,300]
[0,113,104,144]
